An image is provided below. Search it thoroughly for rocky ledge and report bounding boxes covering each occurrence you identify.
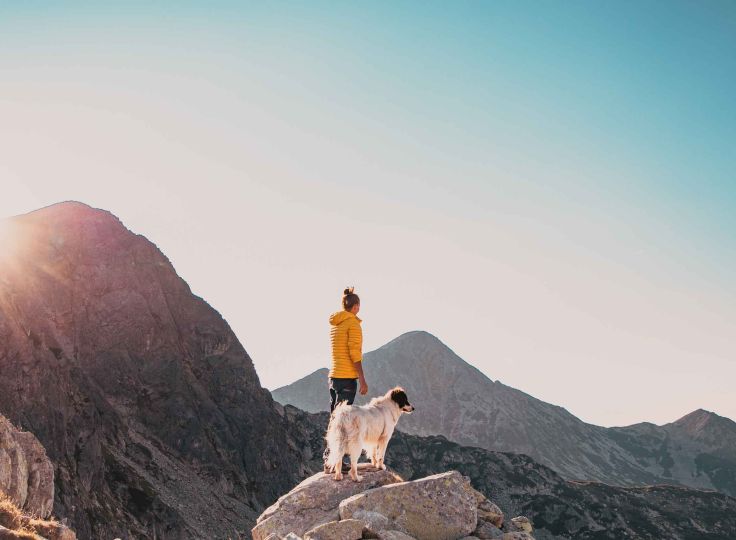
[0,416,76,540]
[252,466,534,540]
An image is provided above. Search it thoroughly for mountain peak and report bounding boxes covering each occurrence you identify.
[16,200,120,225]
[675,408,715,425]
[382,330,447,350]
[671,409,736,446]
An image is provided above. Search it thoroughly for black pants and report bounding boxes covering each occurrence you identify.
[329,377,357,412]
[324,378,358,466]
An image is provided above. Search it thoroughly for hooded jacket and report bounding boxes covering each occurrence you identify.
[328,310,363,378]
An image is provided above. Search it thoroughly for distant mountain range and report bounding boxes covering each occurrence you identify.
[272,331,736,497]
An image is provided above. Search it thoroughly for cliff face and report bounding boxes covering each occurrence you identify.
[0,202,310,539]
[0,415,54,519]
[272,332,736,495]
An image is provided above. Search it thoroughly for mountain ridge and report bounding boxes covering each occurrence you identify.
[272,329,736,496]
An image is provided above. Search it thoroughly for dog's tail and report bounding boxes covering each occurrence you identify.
[325,402,357,468]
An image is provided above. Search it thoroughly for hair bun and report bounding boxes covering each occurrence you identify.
[343,287,354,296]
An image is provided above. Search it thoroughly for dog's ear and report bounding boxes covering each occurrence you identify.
[390,387,409,408]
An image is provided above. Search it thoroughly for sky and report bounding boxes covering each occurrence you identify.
[1,1,734,427]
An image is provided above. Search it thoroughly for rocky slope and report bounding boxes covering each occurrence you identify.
[0,202,313,539]
[0,415,54,519]
[272,331,736,495]
[0,414,76,540]
[609,409,736,496]
[287,407,736,540]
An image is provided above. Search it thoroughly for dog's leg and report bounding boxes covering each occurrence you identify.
[348,442,363,482]
[334,451,344,481]
[375,436,389,470]
[370,444,379,468]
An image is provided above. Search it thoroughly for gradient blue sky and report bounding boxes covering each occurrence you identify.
[1,1,734,426]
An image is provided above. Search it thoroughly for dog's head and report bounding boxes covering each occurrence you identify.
[389,387,415,414]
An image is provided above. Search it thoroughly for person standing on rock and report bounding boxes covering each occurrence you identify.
[323,286,368,472]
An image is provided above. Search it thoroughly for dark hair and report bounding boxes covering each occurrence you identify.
[342,286,360,311]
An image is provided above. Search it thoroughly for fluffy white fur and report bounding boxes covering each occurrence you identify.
[325,387,414,482]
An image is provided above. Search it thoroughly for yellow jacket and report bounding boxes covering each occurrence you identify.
[328,310,363,378]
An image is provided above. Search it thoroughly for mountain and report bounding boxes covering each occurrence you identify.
[272,331,736,495]
[0,202,313,539]
[288,407,736,540]
[609,409,736,496]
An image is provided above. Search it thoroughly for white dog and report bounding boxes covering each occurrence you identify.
[325,387,414,482]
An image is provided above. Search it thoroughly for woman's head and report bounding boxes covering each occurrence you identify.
[342,287,360,314]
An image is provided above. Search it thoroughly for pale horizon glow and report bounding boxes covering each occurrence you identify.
[1,2,734,428]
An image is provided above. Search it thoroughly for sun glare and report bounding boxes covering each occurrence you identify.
[0,221,22,262]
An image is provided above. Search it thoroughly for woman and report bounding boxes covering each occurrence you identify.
[328,286,368,410]
[324,286,368,473]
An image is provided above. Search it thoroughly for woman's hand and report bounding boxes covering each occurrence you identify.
[359,377,368,396]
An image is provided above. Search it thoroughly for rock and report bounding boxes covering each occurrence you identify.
[508,517,532,534]
[473,521,503,539]
[252,466,402,540]
[0,416,54,519]
[349,510,389,536]
[501,533,534,540]
[376,532,416,540]
[304,519,364,540]
[29,521,76,540]
[471,487,503,529]
[283,534,303,540]
[339,471,477,540]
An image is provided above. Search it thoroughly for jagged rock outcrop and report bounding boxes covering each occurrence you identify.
[0,202,319,539]
[0,416,54,518]
[253,467,532,540]
[272,332,736,495]
[252,465,402,540]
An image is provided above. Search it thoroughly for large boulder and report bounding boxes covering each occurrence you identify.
[0,416,54,518]
[252,465,402,540]
[304,519,364,540]
[339,471,477,540]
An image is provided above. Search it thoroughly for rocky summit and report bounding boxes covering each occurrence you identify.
[0,202,314,539]
[272,331,736,496]
[252,467,532,540]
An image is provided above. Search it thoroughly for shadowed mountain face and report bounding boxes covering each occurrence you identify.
[272,331,736,495]
[0,202,312,539]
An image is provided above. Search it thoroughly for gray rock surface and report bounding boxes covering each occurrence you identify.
[507,517,532,534]
[375,531,416,540]
[339,471,477,540]
[304,519,365,540]
[0,415,54,518]
[253,466,402,540]
[473,522,504,539]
